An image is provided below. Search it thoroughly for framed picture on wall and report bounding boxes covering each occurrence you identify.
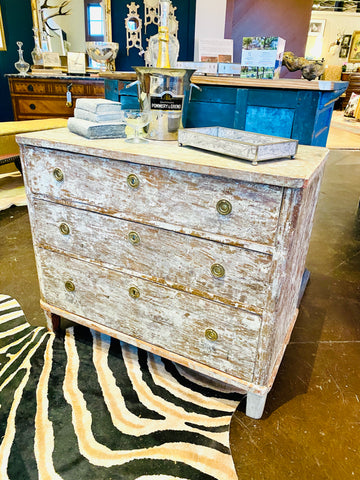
[341,35,352,48]
[339,47,349,59]
[349,31,360,62]
[0,6,6,51]
[308,20,326,37]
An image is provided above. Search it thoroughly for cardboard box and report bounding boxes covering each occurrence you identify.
[177,61,218,75]
[218,63,242,75]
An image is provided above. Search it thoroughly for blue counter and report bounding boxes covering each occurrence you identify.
[104,74,348,147]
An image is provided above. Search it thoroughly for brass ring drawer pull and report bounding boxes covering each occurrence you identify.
[129,286,140,298]
[59,223,70,235]
[127,174,140,188]
[53,168,64,182]
[128,231,141,245]
[211,263,225,278]
[65,280,75,292]
[205,328,218,341]
[216,199,232,215]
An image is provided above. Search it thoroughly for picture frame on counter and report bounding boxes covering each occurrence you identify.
[67,52,86,75]
[42,52,61,68]
[349,31,360,63]
[0,6,6,51]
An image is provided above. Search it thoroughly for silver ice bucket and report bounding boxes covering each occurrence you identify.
[129,67,196,141]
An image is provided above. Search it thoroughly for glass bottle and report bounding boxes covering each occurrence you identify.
[147,0,179,68]
[14,41,30,76]
[156,0,171,68]
[31,28,43,66]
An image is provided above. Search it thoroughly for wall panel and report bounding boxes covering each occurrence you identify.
[225,0,314,78]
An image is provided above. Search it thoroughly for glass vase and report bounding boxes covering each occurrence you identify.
[15,41,30,76]
[31,28,43,66]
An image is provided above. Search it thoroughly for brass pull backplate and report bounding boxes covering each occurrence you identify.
[216,199,232,215]
[211,263,225,278]
[205,328,218,341]
[65,280,75,292]
[59,223,70,235]
[129,286,140,298]
[53,168,64,182]
[127,174,139,188]
[129,231,141,245]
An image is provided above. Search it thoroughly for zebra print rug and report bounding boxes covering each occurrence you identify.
[0,295,243,480]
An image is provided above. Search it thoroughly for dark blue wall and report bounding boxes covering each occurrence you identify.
[0,0,34,121]
[112,0,196,71]
[0,0,196,122]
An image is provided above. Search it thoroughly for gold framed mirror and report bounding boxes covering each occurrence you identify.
[30,0,112,56]
[0,6,6,51]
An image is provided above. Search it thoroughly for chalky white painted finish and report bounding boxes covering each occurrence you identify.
[18,129,328,418]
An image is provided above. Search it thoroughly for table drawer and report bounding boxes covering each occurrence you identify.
[16,97,73,116]
[52,82,105,96]
[31,199,272,311]
[37,248,261,382]
[23,147,283,248]
[11,79,47,95]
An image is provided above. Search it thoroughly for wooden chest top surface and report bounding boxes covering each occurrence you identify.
[17,128,328,189]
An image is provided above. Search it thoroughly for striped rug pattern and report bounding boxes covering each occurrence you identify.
[0,295,243,479]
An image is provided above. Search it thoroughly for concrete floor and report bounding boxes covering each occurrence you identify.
[1,149,359,479]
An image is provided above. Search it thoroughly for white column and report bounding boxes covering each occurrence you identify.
[194,0,227,61]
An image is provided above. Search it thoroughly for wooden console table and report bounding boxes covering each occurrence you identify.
[18,128,328,419]
[7,75,105,121]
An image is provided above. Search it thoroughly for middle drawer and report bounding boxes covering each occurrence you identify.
[30,199,272,312]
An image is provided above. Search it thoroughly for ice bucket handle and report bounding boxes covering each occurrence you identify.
[189,83,202,102]
[126,80,141,101]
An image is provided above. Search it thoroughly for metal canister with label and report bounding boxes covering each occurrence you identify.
[128,67,197,141]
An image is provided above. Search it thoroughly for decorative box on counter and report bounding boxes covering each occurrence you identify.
[218,63,242,75]
[177,61,218,75]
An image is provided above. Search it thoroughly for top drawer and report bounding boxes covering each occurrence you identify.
[9,78,105,97]
[22,146,283,249]
[11,79,47,95]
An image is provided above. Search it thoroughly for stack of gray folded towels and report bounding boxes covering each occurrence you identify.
[67,98,126,139]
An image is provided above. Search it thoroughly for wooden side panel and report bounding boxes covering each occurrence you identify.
[185,102,237,129]
[22,146,283,249]
[291,91,319,145]
[341,72,360,108]
[35,248,262,382]
[245,106,294,138]
[252,163,326,386]
[30,199,272,312]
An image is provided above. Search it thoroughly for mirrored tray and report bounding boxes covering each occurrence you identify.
[178,127,298,165]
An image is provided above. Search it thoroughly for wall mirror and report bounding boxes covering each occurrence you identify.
[30,0,112,56]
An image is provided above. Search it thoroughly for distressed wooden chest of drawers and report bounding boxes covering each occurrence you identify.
[17,128,328,418]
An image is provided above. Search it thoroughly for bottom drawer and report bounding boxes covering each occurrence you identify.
[16,97,74,116]
[36,248,261,382]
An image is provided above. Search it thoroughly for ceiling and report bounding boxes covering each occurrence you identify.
[312,0,360,11]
